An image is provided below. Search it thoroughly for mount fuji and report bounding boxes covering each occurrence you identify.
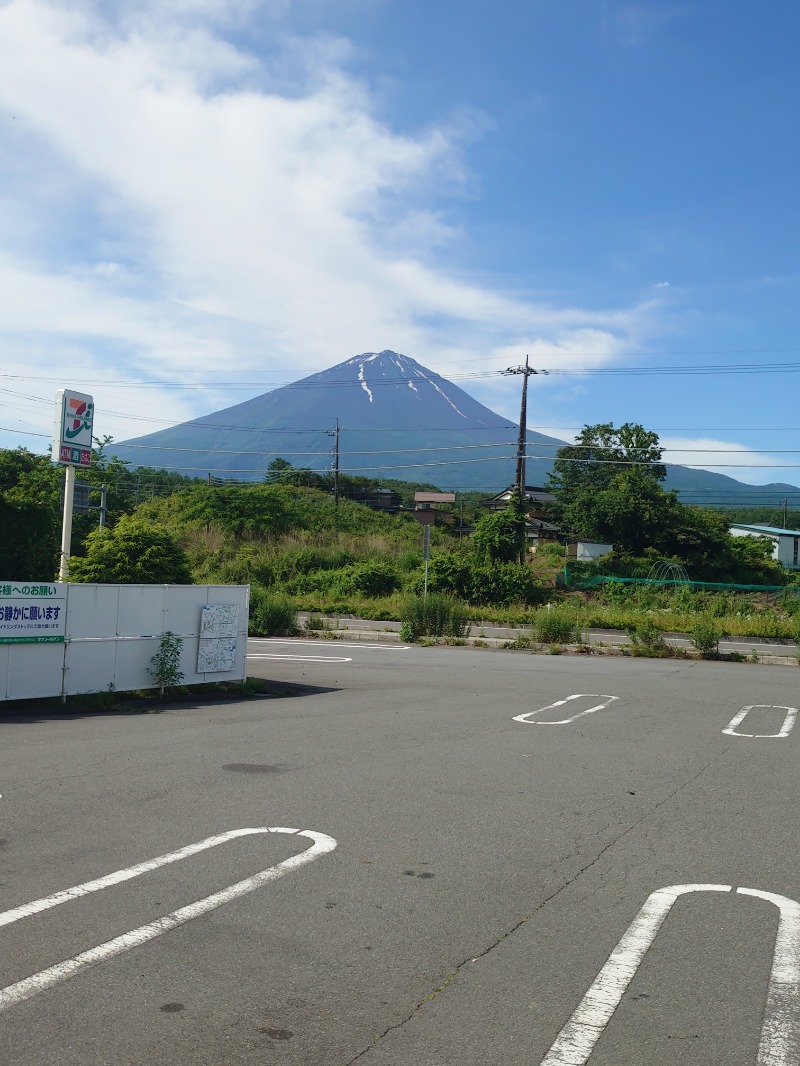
[111,350,800,499]
[110,350,564,490]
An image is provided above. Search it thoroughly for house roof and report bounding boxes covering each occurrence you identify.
[482,485,556,504]
[730,523,800,537]
[414,492,456,504]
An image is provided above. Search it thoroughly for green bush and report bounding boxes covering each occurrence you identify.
[400,594,470,642]
[276,546,355,580]
[249,585,297,636]
[413,557,544,607]
[423,553,472,597]
[397,548,423,572]
[626,620,666,650]
[69,515,192,584]
[148,631,185,693]
[531,609,579,644]
[343,560,401,597]
[690,620,723,659]
[466,562,544,607]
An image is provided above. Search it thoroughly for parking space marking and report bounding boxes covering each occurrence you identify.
[0,827,337,1012]
[538,883,800,1066]
[248,654,353,663]
[723,705,798,739]
[249,639,410,651]
[513,694,619,726]
[737,888,800,1064]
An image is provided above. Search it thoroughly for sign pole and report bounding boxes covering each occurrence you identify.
[59,464,76,580]
[423,525,430,602]
[52,387,94,580]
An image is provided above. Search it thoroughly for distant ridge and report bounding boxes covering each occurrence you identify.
[111,349,800,500]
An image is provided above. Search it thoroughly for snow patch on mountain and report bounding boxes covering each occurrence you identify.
[411,365,468,419]
[358,362,374,403]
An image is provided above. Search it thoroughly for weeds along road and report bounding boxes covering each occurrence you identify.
[1,645,799,1065]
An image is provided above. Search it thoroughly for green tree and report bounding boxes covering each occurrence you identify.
[0,448,62,579]
[472,489,526,564]
[547,423,665,522]
[547,423,674,554]
[264,457,294,483]
[69,515,192,583]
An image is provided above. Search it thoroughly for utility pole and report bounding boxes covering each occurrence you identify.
[783,497,789,528]
[500,356,546,496]
[328,419,341,505]
[501,357,546,565]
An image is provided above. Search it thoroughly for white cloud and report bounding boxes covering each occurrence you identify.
[0,0,664,446]
[660,436,798,486]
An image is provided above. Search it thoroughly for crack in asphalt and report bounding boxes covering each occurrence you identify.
[342,746,731,1065]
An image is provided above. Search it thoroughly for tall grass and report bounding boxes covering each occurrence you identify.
[530,608,579,644]
[400,594,470,642]
[248,586,297,636]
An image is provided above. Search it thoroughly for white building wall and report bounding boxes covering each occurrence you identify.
[575,542,614,561]
[2,584,249,701]
[728,527,800,570]
[729,527,779,559]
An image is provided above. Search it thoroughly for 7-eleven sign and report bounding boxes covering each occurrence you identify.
[52,390,94,467]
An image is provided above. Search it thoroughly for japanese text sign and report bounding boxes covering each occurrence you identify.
[0,582,67,644]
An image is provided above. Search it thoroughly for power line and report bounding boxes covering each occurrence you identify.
[7,424,800,467]
[4,358,800,391]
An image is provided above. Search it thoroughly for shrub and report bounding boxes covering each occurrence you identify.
[466,562,544,607]
[276,546,355,580]
[423,553,472,597]
[400,594,470,642]
[343,560,401,597]
[418,557,543,606]
[397,548,422,572]
[148,631,185,694]
[70,515,192,584]
[248,586,297,636]
[531,609,579,644]
[626,620,666,651]
[690,620,723,659]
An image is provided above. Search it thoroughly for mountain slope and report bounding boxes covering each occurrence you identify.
[111,349,800,499]
[111,350,565,490]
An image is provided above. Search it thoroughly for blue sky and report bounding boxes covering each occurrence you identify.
[0,0,798,489]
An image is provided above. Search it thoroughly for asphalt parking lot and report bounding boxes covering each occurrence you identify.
[1,642,798,1065]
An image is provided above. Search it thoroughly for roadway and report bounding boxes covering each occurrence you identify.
[1,640,798,1064]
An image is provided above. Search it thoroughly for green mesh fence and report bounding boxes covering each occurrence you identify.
[562,571,787,593]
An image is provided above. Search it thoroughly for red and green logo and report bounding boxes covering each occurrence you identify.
[65,397,93,439]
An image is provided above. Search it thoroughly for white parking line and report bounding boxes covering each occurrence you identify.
[723,705,798,739]
[538,883,800,1066]
[249,639,410,651]
[0,827,337,1012]
[248,654,353,663]
[513,694,619,726]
